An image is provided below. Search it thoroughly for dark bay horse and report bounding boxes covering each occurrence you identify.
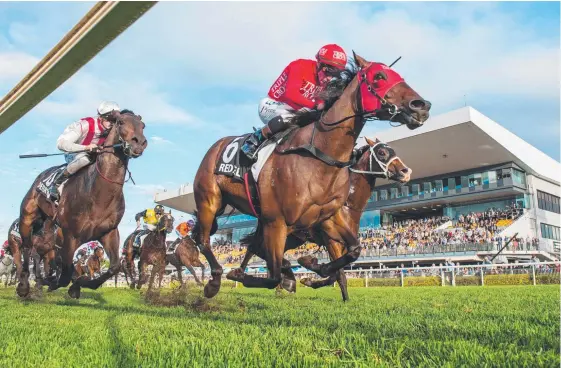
[235,137,411,301]
[7,218,62,288]
[192,52,430,298]
[166,236,206,287]
[17,111,147,298]
[123,212,174,290]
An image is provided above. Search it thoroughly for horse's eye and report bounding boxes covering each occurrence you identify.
[378,149,387,156]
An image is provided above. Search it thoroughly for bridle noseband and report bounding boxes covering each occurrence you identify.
[349,141,403,179]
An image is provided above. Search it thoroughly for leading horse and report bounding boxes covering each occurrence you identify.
[192,52,431,298]
[17,111,147,298]
[236,137,411,301]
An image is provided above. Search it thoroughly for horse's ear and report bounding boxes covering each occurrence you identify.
[110,110,121,122]
[365,137,376,146]
[353,51,369,69]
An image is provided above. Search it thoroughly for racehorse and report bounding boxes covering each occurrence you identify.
[17,111,147,298]
[192,52,431,298]
[114,256,131,287]
[235,137,411,301]
[123,212,174,290]
[73,245,105,280]
[0,255,15,287]
[165,236,206,288]
[7,218,62,288]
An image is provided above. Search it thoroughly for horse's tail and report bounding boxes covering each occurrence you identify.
[239,223,263,253]
[190,210,219,244]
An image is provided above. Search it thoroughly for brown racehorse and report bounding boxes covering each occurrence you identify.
[123,212,174,290]
[192,52,430,298]
[166,236,206,288]
[7,218,62,288]
[74,245,105,280]
[236,137,411,301]
[17,111,147,298]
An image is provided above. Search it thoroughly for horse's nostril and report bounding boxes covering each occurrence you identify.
[409,99,426,110]
[132,137,139,144]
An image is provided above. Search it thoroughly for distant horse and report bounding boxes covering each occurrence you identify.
[166,236,205,288]
[114,257,131,287]
[17,111,147,298]
[123,212,175,290]
[192,52,430,298]
[237,137,411,301]
[74,245,105,280]
[7,218,62,288]
[0,255,15,287]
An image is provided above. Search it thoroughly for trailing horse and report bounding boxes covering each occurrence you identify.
[17,111,147,299]
[165,236,206,288]
[192,52,431,298]
[123,212,175,290]
[7,218,62,288]
[73,245,105,280]
[234,137,411,301]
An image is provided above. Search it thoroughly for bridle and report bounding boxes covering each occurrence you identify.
[94,113,140,185]
[349,141,404,179]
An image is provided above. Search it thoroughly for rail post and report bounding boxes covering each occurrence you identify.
[400,270,404,287]
[441,268,445,286]
[531,265,536,286]
[480,267,484,286]
[365,270,369,288]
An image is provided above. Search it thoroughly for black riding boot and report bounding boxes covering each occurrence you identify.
[49,169,71,202]
[241,116,291,161]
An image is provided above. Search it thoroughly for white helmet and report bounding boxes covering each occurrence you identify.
[97,101,120,116]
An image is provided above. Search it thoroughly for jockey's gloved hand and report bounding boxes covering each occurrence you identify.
[85,143,99,152]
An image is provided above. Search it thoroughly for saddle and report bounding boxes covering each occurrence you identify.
[214,127,297,218]
[36,164,67,201]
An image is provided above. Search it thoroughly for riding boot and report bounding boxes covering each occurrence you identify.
[241,128,269,161]
[49,169,71,202]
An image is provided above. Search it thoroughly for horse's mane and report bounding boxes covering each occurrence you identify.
[289,60,359,127]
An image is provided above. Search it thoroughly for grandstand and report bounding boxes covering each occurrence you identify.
[155,106,561,270]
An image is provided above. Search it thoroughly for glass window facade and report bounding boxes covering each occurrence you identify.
[512,169,526,187]
[541,223,561,241]
[217,213,256,227]
[359,209,381,228]
[537,190,560,214]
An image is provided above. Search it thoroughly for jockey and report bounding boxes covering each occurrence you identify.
[74,247,87,263]
[241,44,348,160]
[134,204,165,247]
[48,101,121,201]
[175,219,195,239]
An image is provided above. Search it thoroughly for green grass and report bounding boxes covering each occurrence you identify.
[0,285,558,367]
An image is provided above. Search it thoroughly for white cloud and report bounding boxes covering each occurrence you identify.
[124,2,558,108]
[0,51,38,82]
[150,136,174,145]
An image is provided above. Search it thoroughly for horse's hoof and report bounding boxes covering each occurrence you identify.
[136,284,142,290]
[226,268,244,282]
[281,278,296,293]
[68,285,81,299]
[204,282,220,298]
[299,278,313,287]
[297,255,319,271]
[16,282,30,298]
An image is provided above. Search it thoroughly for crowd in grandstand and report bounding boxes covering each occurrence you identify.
[202,203,545,267]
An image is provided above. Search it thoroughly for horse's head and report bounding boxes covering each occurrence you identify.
[159,211,175,234]
[353,52,431,130]
[106,110,148,157]
[94,246,104,259]
[352,137,411,183]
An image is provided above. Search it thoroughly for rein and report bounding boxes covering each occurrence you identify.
[94,118,137,186]
[349,142,402,179]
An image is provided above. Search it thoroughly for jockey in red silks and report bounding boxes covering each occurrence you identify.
[48,101,121,201]
[241,44,348,160]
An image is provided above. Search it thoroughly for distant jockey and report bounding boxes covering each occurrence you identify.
[241,44,348,160]
[48,101,121,201]
[175,219,195,239]
[134,205,165,247]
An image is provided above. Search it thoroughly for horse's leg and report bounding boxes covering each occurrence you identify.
[50,235,79,292]
[175,262,184,288]
[137,259,146,289]
[239,222,286,289]
[32,251,44,288]
[72,229,120,295]
[16,209,39,297]
[125,239,136,289]
[195,207,223,298]
[9,241,22,287]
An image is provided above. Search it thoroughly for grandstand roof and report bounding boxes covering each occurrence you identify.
[154,106,561,214]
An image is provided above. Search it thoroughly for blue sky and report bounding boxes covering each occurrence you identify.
[0,1,559,241]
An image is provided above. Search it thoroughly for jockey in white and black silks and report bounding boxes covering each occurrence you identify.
[241,44,348,160]
[48,101,121,201]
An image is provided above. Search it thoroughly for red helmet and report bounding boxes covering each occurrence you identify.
[316,44,347,70]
